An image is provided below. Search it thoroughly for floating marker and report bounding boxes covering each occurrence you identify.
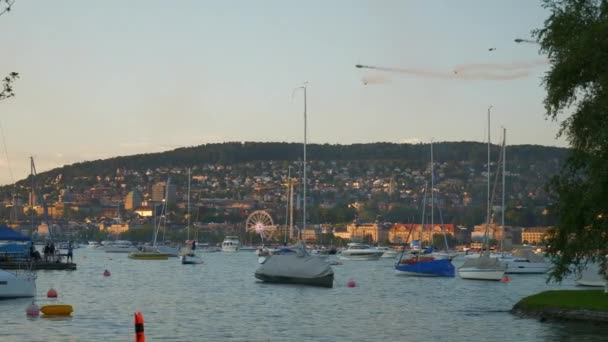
[502,275,510,283]
[103,269,111,277]
[26,303,40,316]
[347,280,356,288]
[134,311,145,342]
[47,288,58,298]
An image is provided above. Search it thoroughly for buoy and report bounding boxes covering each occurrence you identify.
[134,311,145,342]
[47,288,58,298]
[40,304,73,316]
[103,269,111,277]
[503,275,510,283]
[26,303,40,316]
[347,280,356,288]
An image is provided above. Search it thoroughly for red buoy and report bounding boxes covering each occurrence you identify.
[502,275,510,283]
[26,303,40,316]
[134,311,145,342]
[347,280,356,288]
[47,288,58,298]
[103,269,111,277]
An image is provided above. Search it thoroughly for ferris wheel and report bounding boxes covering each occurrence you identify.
[246,210,275,241]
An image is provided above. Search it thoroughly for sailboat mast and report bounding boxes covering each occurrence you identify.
[430,140,434,247]
[484,106,492,250]
[501,128,506,251]
[419,182,427,243]
[187,168,191,241]
[302,85,307,241]
[284,166,292,243]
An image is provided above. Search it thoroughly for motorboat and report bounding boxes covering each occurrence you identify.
[500,249,549,274]
[100,240,138,253]
[338,243,384,261]
[376,246,399,258]
[575,262,605,287]
[255,243,333,288]
[222,236,240,252]
[0,268,36,298]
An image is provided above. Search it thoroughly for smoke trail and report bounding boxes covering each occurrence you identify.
[356,59,547,81]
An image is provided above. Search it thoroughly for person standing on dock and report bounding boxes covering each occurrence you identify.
[67,241,73,263]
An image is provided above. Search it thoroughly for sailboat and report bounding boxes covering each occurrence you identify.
[458,107,506,280]
[128,178,173,260]
[254,84,334,288]
[493,129,549,274]
[180,168,203,265]
[395,142,455,277]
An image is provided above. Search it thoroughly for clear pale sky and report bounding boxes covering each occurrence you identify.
[0,1,566,185]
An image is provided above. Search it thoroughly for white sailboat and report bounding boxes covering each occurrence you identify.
[254,84,334,288]
[495,129,549,274]
[458,107,506,281]
[0,268,36,298]
[180,168,203,265]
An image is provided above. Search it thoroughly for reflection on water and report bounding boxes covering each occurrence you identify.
[0,249,607,341]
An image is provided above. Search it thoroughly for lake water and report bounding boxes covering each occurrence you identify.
[1,248,607,342]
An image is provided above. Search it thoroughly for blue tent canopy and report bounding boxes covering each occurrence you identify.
[0,226,30,241]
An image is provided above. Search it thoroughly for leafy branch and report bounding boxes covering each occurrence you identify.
[0,0,15,17]
[0,72,19,101]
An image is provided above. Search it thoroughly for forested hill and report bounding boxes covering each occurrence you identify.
[5,141,568,189]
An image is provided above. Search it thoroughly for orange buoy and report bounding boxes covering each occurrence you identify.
[502,275,510,283]
[103,269,111,277]
[347,280,356,288]
[134,311,145,342]
[47,288,58,298]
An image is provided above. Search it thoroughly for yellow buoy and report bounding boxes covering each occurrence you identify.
[40,304,73,316]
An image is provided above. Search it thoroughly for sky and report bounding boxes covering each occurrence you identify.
[0,1,567,185]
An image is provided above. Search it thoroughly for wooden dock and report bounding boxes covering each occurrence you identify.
[0,261,77,271]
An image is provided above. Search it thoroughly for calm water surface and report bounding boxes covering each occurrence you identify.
[1,248,607,341]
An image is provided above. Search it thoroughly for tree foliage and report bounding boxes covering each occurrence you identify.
[537,0,608,282]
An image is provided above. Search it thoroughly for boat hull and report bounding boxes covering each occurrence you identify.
[0,270,36,298]
[338,252,383,261]
[128,252,171,260]
[180,254,203,264]
[254,272,334,288]
[395,259,455,277]
[458,268,505,281]
[504,262,549,274]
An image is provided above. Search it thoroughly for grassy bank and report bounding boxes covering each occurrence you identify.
[512,290,608,322]
[517,290,608,311]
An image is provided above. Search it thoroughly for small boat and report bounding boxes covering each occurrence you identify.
[222,236,241,252]
[128,251,171,260]
[40,304,73,316]
[255,243,333,288]
[180,253,203,264]
[0,269,36,298]
[395,247,455,277]
[338,243,384,261]
[100,240,138,253]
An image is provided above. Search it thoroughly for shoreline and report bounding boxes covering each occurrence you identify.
[511,290,608,323]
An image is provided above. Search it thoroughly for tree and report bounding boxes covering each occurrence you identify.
[536,0,608,283]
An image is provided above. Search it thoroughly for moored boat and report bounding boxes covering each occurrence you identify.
[339,243,384,261]
[0,268,36,298]
[222,236,241,252]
